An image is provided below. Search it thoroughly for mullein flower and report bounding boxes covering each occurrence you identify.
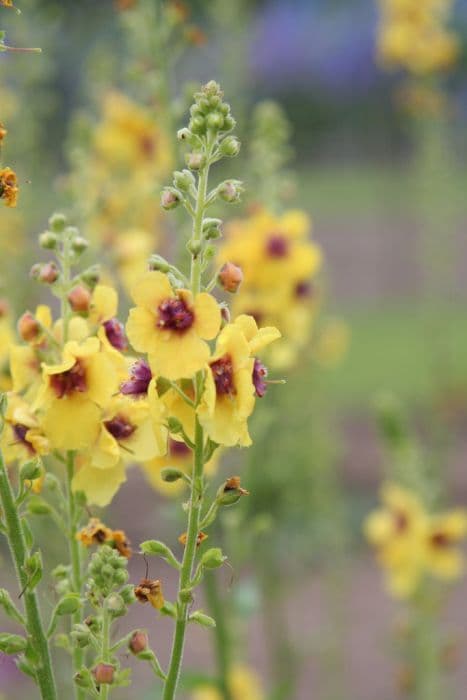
[0,167,18,207]
[72,395,166,506]
[77,518,132,558]
[126,270,221,380]
[134,578,164,610]
[197,316,280,447]
[35,337,118,451]
[0,393,49,463]
[425,511,467,579]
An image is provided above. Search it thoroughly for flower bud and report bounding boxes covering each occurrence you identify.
[202,218,222,240]
[31,261,59,284]
[129,630,148,655]
[218,262,243,293]
[71,236,89,254]
[206,112,224,130]
[186,152,206,170]
[148,254,170,273]
[173,169,195,191]
[39,230,59,250]
[107,593,126,617]
[219,136,241,157]
[216,476,250,506]
[189,611,216,628]
[186,240,202,256]
[17,312,41,342]
[217,179,244,203]
[27,497,52,516]
[161,187,181,210]
[74,668,94,690]
[167,416,183,434]
[55,594,82,616]
[0,633,27,655]
[93,663,115,685]
[48,212,67,233]
[71,623,91,648]
[160,467,185,483]
[20,458,42,482]
[68,285,91,313]
[189,115,206,134]
[81,264,101,288]
[200,547,226,570]
[120,585,136,605]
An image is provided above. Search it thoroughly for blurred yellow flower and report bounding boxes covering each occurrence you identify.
[192,665,264,700]
[0,167,18,207]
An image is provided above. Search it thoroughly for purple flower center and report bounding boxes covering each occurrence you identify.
[13,423,34,453]
[252,358,268,398]
[50,360,87,398]
[210,355,235,396]
[169,438,191,458]
[266,234,289,258]
[157,297,194,332]
[104,318,128,351]
[295,281,314,298]
[121,360,152,397]
[104,414,136,441]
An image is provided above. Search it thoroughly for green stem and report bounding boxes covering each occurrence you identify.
[66,452,85,700]
[163,418,205,700]
[0,449,58,699]
[100,602,111,700]
[204,571,233,700]
[412,583,441,700]
[162,134,213,700]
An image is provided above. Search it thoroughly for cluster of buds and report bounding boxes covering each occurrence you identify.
[86,545,129,600]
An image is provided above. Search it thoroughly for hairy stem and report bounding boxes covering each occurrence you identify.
[204,570,233,700]
[0,449,58,700]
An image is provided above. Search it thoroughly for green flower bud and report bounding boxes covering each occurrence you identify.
[55,594,82,616]
[113,568,129,586]
[179,588,194,604]
[52,564,70,580]
[70,624,91,648]
[39,231,59,250]
[203,245,216,261]
[223,115,236,132]
[219,136,241,157]
[120,584,136,605]
[217,179,244,203]
[160,467,185,483]
[80,264,100,289]
[64,226,79,239]
[20,458,42,482]
[186,240,202,256]
[0,588,25,625]
[189,115,206,134]
[173,169,195,191]
[167,416,184,434]
[161,187,181,211]
[74,667,94,690]
[189,611,216,628]
[185,152,206,170]
[71,236,89,254]
[0,633,27,654]
[206,112,224,130]
[202,218,222,240]
[200,548,226,570]
[27,497,52,516]
[24,551,43,590]
[44,472,60,491]
[140,540,172,557]
[148,254,170,273]
[107,593,126,617]
[48,212,67,233]
[177,128,198,146]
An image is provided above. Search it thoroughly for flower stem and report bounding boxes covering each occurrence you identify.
[0,449,57,700]
[66,452,85,700]
[413,583,441,700]
[204,570,233,700]
[100,601,111,700]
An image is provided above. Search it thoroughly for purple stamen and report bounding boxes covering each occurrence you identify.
[105,415,136,440]
[266,234,289,258]
[120,359,152,397]
[103,318,128,351]
[157,298,194,332]
[252,358,268,398]
[210,355,235,396]
[50,361,87,398]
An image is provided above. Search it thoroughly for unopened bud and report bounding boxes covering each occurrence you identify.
[167,417,183,434]
[202,218,222,240]
[216,476,250,506]
[39,231,59,250]
[92,663,115,685]
[186,240,202,256]
[129,630,148,655]
[217,179,244,203]
[68,285,91,313]
[81,264,101,289]
[71,623,91,648]
[31,261,59,284]
[71,236,89,254]
[20,459,42,482]
[17,312,41,342]
[218,262,243,293]
[206,112,224,130]
[161,187,181,211]
[186,152,206,170]
[148,254,170,273]
[160,468,185,483]
[48,212,67,233]
[200,547,226,570]
[173,169,195,191]
[219,135,241,157]
[107,593,126,617]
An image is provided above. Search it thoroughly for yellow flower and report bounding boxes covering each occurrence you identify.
[197,316,279,447]
[36,337,118,451]
[192,665,264,700]
[0,393,49,464]
[364,483,428,598]
[71,394,166,506]
[425,510,467,580]
[0,167,18,207]
[126,271,221,380]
